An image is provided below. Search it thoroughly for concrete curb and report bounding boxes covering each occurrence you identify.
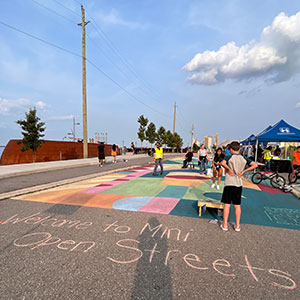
[0,165,142,201]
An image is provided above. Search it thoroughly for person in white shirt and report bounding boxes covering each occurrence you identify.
[197,144,210,174]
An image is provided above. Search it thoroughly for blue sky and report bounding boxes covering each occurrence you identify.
[1,0,300,148]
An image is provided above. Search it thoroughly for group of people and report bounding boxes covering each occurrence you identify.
[98,143,118,167]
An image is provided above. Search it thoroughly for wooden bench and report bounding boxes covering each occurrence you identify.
[198,201,224,216]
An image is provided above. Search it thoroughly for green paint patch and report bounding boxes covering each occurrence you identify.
[116,171,132,174]
[100,177,166,197]
[169,199,199,218]
[157,186,188,199]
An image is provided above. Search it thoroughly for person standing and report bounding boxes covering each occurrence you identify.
[153,142,163,176]
[111,144,117,163]
[198,144,209,174]
[131,142,136,155]
[211,147,225,190]
[274,145,281,157]
[220,141,257,232]
[98,142,105,167]
[290,146,300,182]
[264,146,273,171]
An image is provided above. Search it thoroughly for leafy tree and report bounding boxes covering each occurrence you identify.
[165,130,183,151]
[157,126,167,146]
[192,143,200,152]
[145,122,157,146]
[137,115,148,148]
[173,132,183,150]
[16,107,46,162]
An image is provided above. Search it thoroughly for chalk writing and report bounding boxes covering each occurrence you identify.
[2,212,92,230]
[107,240,297,290]
[13,232,95,252]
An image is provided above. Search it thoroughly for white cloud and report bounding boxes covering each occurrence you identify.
[296,102,300,108]
[94,9,147,30]
[183,11,300,85]
[0,98,47,115]
[48,115,74,121]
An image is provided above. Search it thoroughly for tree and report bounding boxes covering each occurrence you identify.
[145,122,157,146]
[137,115,148,148]
[173,132,183,150]
[16,107,46,162]
[165,130,183,151]
[156,126,167,146]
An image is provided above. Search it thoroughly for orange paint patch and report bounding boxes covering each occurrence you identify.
[161,177,205,187]
[243,178,261,191]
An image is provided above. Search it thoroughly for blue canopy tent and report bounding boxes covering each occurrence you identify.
[254,120,300,161]
[240,134,256,145]
[257,120,300,142]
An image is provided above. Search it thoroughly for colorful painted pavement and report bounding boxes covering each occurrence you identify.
[15,158,300,230]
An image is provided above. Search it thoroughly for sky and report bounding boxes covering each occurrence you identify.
[1,0,300,148]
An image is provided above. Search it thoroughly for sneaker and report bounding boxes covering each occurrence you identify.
[100,164,103,168]
[234,226,241,232]
[153,173,158,176]
[211,184,215,188]
[220,224,228,231]
[216,185,220,190]
[160,171,163,175]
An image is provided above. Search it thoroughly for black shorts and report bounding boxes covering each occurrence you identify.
[221,186,242,205]
[293,165,300,171]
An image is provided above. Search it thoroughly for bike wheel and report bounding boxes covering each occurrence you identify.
[251,172,263,184]
[288,172,297,184]
[271,175,286,189]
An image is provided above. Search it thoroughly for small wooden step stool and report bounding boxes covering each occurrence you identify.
[198,201,224,216]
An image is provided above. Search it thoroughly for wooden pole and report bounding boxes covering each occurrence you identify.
[78,5,90,158]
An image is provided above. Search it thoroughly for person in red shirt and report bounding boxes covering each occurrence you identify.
[290,146,300,182]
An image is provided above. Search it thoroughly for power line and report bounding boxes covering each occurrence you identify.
[32,0,164,105]
[0,20,170,118]
[30,0,77,25]
[67,0,171,105]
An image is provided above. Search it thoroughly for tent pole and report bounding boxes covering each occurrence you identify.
[255,139,259,162]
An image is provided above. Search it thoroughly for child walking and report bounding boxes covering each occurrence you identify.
[220,141,257,231]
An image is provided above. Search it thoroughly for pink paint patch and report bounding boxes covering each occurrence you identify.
[258,184,285,194]
[139,197,180,214]
[82,180,124,193]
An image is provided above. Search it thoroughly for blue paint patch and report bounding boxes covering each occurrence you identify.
[113,197,153,211]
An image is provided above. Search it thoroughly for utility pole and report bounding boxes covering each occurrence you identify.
[173,101,176,134]
[78,5,90,158]
[190,124,194,149]
[172,101,176,153]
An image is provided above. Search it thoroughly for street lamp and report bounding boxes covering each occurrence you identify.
[72,117,80,141]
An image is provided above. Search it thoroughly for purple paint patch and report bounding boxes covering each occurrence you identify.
[258,184,285,194]
[166,175,209,180]
[139,197,180,214]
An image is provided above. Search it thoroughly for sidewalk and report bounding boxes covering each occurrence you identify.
[0,153,166,179]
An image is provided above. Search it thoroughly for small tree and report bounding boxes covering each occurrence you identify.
[165,130,174,148]
[16,107,46,162]
[157,126,167,146]
[145,122,157,147]
[173,132,183,151]
[137,115,148,149]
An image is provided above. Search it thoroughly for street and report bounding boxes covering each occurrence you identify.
[0,157,300,300]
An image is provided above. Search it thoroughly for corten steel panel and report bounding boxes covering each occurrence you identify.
[0,140,118,165]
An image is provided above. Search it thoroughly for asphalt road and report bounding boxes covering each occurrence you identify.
[0,154,175,194]
[1,199,299,300]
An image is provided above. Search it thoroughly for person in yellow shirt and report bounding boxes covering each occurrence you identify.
[290,146,300,182]
[153,142,163,176]
[264,146,273,171]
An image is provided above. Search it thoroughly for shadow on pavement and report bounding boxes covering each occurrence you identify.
[131,217,173,300]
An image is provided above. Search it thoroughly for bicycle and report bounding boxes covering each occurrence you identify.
[251,170,286,189]
[288,166,300,184]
